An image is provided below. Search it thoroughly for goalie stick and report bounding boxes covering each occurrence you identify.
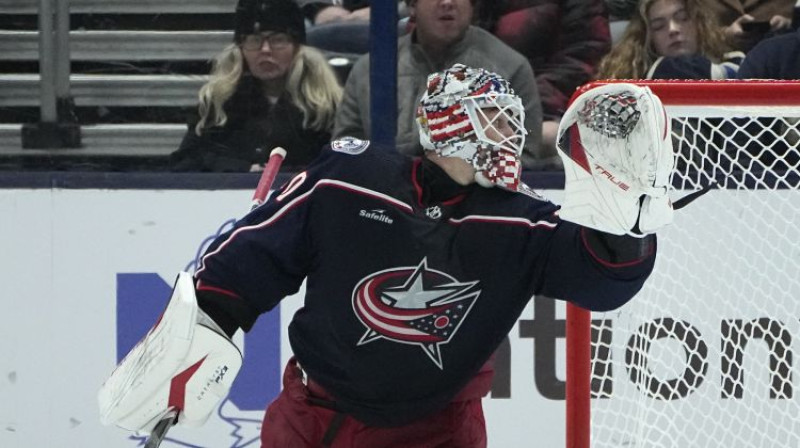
[142,147,287,448]
[251,147,288,211]
[144,411,177,448]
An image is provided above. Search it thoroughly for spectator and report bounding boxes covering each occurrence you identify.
[603,0,794,51]
[296,1,409,54]
[170,0,342,172]
[708,0,794,52]
[596,0,744,80]
[476,0,611,173]
[737,26,800,78]
[736,28,800,173]
[333,0,549,169]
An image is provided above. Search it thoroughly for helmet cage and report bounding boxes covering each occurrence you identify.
[462,93,526,170]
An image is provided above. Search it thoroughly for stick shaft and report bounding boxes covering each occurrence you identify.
[143,411,178,448]
[250,147,287,211]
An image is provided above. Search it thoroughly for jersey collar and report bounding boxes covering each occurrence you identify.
[412,157,472,208]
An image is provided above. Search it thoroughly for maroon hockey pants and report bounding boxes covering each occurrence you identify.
[260,358,488,448]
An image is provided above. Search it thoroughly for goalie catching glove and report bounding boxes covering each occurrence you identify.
[97,272,242,434]
[555,83,675,237]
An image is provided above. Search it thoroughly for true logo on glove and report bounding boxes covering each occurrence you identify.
[595,164,630,191]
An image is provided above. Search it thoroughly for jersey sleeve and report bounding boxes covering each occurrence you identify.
[537,218,656,311]
[193,150,335,327]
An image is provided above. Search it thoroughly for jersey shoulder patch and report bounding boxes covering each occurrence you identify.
[331,137,370,155]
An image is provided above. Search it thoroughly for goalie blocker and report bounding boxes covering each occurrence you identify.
[97,272,242,434]
[556,83,675,237]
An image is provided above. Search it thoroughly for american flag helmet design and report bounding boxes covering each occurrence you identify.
[416,64,527,171]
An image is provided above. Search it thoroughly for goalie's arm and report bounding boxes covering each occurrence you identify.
[537,220,657,312]
[581,227,656,265]
[194,286,255,338]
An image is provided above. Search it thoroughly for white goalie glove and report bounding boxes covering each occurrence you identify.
[555,83,675,237]
[97,272,242,434]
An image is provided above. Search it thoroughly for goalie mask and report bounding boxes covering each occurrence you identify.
[416,64,527,177]
[555,83,675,236]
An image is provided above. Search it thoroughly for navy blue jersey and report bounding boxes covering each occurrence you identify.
[195,140,655,426]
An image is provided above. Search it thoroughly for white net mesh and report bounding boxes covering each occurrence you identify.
[577,82,800,448]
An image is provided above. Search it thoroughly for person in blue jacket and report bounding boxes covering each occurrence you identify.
[737,27,800,79]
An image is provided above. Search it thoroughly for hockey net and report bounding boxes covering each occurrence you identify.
[566,80,800,448]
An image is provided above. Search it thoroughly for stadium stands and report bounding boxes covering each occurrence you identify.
[1,0,359,170]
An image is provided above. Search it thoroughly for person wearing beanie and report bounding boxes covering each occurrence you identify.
[170,0,343,172]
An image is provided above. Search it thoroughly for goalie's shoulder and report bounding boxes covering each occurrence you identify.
[317,137,406,171]
[300,137,407,187]
[320,137,399,168]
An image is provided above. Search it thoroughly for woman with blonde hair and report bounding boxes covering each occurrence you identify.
[171,0,343,171]
[596,0,744,80]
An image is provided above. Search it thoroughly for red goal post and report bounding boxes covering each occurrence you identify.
[565,80,800,448]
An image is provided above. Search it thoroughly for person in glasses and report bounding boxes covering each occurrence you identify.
[170,0,343,172]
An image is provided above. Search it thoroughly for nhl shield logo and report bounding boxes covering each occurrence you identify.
[351,258,480,369]
[424,205,442,220]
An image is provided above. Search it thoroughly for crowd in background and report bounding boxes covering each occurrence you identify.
[169,0,799,172]
[6,0,799,171]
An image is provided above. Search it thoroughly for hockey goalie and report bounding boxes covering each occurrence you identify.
[98,70,676,447]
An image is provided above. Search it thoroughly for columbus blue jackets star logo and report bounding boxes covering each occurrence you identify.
[351,258,481,369]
